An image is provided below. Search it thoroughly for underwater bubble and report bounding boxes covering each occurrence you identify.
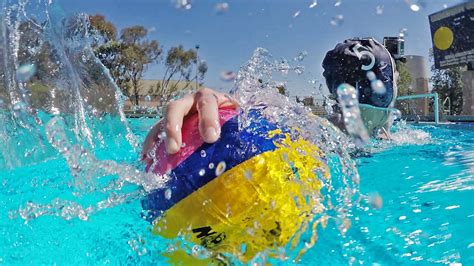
[215,161,226,176]
[293,10,301,18]
[144,95,152,102]
[309,0,318,9]
[198,169,205,176]
[16,63,36,82]
[376,5,384,15]
[220,71,236,82]
[215,2,229,14]
[330,14,344,26]
[334,0,341,7]
[371,79,386,94]
[208,162,214,169]
[200,150,206,157]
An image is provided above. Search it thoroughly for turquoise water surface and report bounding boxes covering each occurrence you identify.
[1,121,473,264]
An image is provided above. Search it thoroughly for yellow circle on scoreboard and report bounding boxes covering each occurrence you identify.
[433,26,454,51]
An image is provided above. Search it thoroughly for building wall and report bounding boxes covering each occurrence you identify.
[404,55,430,115]
[462,71,474,115]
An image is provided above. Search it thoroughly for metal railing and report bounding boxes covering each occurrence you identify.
[396,93,439,124]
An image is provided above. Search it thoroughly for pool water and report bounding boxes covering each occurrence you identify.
[1,121,473,264]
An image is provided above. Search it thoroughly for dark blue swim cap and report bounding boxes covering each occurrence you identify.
[322,38,396,108]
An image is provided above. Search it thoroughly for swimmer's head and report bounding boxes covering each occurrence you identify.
[322,38,398,108]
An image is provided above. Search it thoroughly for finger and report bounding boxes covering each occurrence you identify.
[195,88,221,143]
[141,120,164,161]
[215,92,240,108]
[165,94,195,154]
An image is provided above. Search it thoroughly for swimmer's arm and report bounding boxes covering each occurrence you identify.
[141,88,238,159]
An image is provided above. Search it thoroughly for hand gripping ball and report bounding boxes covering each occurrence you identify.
[142,106,329,263]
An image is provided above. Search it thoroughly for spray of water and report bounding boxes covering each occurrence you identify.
[229,48,362,262]
[1,1,367,264]
[1,0,169,223]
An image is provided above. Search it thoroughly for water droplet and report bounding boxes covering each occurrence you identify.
[376,5,384,15]
[215,2,229,14]
[371,79,386,94]
[244,170,253,180]
[366,71,376,81]
[336,83,369,146]
[399,28,408,37]
[199,169,205,176]
[334,0,341,7]
[330,14,344,26]
[174,0,192,9]
[369,193,383,209]
[309,0,317,9]
[220,71,236,81]
[293,51,308,62]
[208,163,214,169]
[200,150,206,157]
[215,161,226,176]
[164,189,172,200]
[16,63,36,82]
[294,66,305,75]
[144,95,152,102]
[251,144,258,153]
[98,97,103,103]
[392,109,402,120]
[410,4,420,12]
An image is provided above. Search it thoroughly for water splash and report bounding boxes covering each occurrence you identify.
[336,83,369,147]
[232,48,362,262]
[0,0,165,226]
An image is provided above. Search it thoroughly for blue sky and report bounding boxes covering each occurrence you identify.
[58,0,464,97]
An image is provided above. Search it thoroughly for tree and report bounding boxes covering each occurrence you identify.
[155,45,207,105]
[429,50,465,115]
[396,61,412,96]
[395,61,413,115]
[120,26,161,105]
[89,16,162,105]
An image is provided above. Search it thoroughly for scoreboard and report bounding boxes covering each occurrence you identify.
[429,1,474,69]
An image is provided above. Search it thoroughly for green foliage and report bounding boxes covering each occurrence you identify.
[396,61,412,96]
[88,15,116,43]
[155,45,208,105]
[429,50,465,115]
[89,15,162,105]
[89,15,207,107]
